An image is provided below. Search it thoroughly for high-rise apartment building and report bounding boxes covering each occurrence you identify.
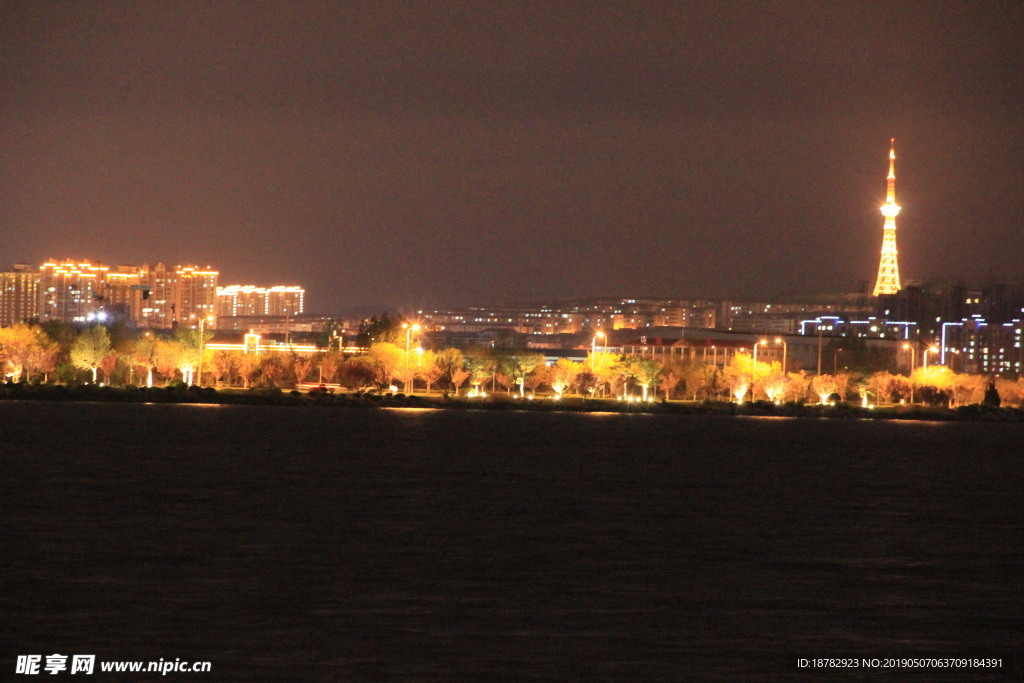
[102,265,143,322]
[137,263,176,328]
[216,285,304,318]
[216,285,264,317]
[10,260,219,328]
[0,264,40,327]
[38,260,109,323]
[174,266,219,326]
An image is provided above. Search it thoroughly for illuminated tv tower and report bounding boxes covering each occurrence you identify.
[872,138,901,296]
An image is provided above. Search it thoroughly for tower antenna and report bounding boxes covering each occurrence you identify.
[873,139,901,296]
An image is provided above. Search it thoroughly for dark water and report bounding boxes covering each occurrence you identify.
[2,402,1021,681]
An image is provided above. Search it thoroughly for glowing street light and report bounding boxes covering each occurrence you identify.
[903,343,916,404]
[923,345,939,370]
[196,314,214,386]
[591,330,605,356]
[751,340,768,401]
[775,337,787,375]
[902,343,916,374]
[144,331,154,388]
[753,339,763,365]
[402,322,420,392]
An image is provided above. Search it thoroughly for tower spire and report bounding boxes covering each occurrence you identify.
[873,139,901,296]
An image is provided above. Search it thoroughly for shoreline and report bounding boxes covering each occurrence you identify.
[2,382,1023,422]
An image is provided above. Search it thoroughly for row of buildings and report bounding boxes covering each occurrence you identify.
[0,260,304,330]
[415,294,872,338]
[411,285,1022,377]
[2,259,1021,376]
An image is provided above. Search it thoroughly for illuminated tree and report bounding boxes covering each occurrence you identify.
[130,334,160,387]
[695,364,723,401]
[495,370,516,394]
[993,377,1023,407]
[866,371,912,405]
[26,336,59,383]
[722,353,756,403]
[574,369,598,397]
[761,364,788,403]
[659,368,681,401]
[237,353,260,389]
[450,367,470,395]
[867,372,894,405]
[609,364,630,398]
[434,348,467,394]
[70,326,111,383]
[416,350,444,394]
[663,359,702,400]
[835,373,851,402]
[586,350,620,398]
[0,323,45,381]
[629,358,661,400]
[524,363,548,395]
[171,327,211,385]
[811,374,840,404]
[318,352,342,384]
[393,348,422,394]
[547,358,579,398]
[506,352,545,397]
[255,353,286,387]
[291,354,315,387]
[155,339,183,384]
[209,350,238,387]
[952,373,985,406]
[911,366,954,406]
[889,374,912,404]
[784,371,810,403]
[98,350,119,384]
[359,342,404,392]
[466,348,497,394]
[355,312,405,346]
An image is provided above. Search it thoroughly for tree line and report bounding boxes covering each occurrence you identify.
[1,320,1022,407]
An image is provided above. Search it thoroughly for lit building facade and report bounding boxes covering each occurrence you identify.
[940,317,1023,377]
[38,260,108,323]
[21,260,219,328]
[174,266,219,326]
[216,285,305,318]
[101,266,143,323]
[0,264,40,327]
[138,263,176,328]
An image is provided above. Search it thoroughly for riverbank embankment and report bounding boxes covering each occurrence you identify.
[2,382,1023,422]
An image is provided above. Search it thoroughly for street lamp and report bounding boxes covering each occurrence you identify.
[902,343,916,374]
[834,348,843,375]
[816,320,823,375]
[591,330,605,356]
[903,343,916,404]
[923,345,938,370]
[144,331,154,388]
[196,315,213,386]
[402,323,420,392]
[775,337,787,375]
[752,340,767,401]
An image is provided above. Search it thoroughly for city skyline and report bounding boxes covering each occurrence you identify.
[2,2,1022,312]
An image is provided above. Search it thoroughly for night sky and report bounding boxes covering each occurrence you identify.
[2,1,1022,313]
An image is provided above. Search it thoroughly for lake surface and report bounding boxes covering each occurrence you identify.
[2,402,1021,680]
